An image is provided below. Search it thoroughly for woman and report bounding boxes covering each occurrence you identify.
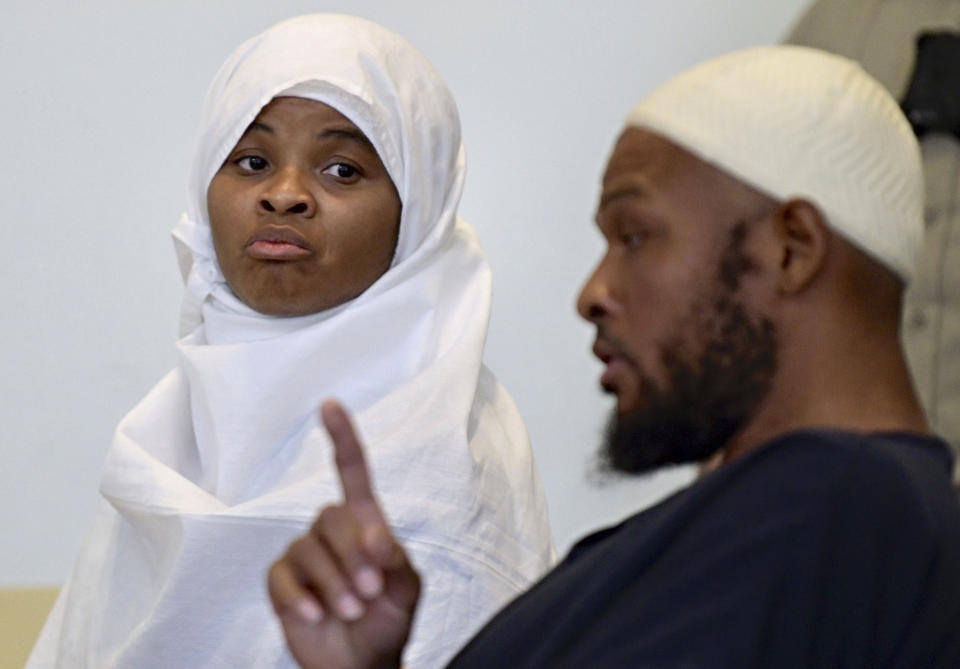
[28,14,553,668]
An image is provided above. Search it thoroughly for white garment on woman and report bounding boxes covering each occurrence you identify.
[28,14,554,669]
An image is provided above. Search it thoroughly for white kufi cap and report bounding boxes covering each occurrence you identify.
[627,45,924,282]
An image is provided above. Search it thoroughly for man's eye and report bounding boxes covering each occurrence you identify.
[622,232,649,249]
[237,155,268,172]
[322,163,359,180]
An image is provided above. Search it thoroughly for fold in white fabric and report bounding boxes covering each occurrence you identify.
[28,14,553,668]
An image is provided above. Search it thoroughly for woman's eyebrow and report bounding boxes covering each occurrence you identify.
[239,122,376,154]
[248,120,273,134]
[319,127,376,153]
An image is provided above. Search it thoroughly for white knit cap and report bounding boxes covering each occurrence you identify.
[626,45,924,282]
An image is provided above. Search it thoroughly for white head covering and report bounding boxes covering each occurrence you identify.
[172,13,469,339]
[29,15,553,669]
[626,45,924,282]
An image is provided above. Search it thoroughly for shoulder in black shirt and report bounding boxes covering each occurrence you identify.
[449,430,960,668]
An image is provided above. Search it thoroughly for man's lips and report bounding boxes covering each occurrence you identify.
[592,338,631,392]
[245,226,313,261]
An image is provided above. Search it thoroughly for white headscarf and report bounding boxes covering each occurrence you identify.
[29,14,553,669]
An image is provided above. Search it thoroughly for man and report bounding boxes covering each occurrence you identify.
[267,46,960,668]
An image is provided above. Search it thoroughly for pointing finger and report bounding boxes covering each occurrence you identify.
[320,399,385,526]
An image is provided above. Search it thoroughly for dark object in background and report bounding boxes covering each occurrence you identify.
[901,31,960,138]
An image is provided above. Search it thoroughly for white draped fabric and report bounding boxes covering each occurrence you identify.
[28,14,553,668]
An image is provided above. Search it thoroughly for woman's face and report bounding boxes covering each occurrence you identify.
[207,97,401,316]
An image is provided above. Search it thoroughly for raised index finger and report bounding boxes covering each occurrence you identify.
[320,399,383,523]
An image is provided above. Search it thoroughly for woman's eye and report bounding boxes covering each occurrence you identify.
[236,155,268,172]
[322,163,359,180]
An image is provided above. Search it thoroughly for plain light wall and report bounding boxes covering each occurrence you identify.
[0,0,811,585]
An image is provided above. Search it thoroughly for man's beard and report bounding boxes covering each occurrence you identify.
[600,296,776,474]
[599,224,777,475]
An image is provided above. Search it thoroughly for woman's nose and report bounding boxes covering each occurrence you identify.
[259,167,316,216]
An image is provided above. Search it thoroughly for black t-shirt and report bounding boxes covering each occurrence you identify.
[448,430,960,668]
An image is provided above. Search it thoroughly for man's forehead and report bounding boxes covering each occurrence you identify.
[599,129,707,207]
[605,128,704,175]
[604,127,771,203]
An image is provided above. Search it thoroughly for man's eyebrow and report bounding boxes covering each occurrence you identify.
[318,127,377,153]
[597,183,649,211]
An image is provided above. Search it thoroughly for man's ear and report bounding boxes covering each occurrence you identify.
[771,199,830,294]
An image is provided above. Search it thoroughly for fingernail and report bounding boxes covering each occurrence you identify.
[337,593,365,621]
[296,598,322,624]
[354,566,383,599]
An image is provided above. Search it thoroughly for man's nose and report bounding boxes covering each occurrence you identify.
[576,258,617,322]
[259,167,316,216]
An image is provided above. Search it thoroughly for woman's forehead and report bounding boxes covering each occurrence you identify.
[246,97,375,150]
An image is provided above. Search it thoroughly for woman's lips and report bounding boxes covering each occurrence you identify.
[245,226,313,260]
[247,240,313,260]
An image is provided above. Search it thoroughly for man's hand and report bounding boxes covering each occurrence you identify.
[268,400,421,669]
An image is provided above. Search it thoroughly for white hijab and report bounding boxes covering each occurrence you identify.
[29,14,553,669]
